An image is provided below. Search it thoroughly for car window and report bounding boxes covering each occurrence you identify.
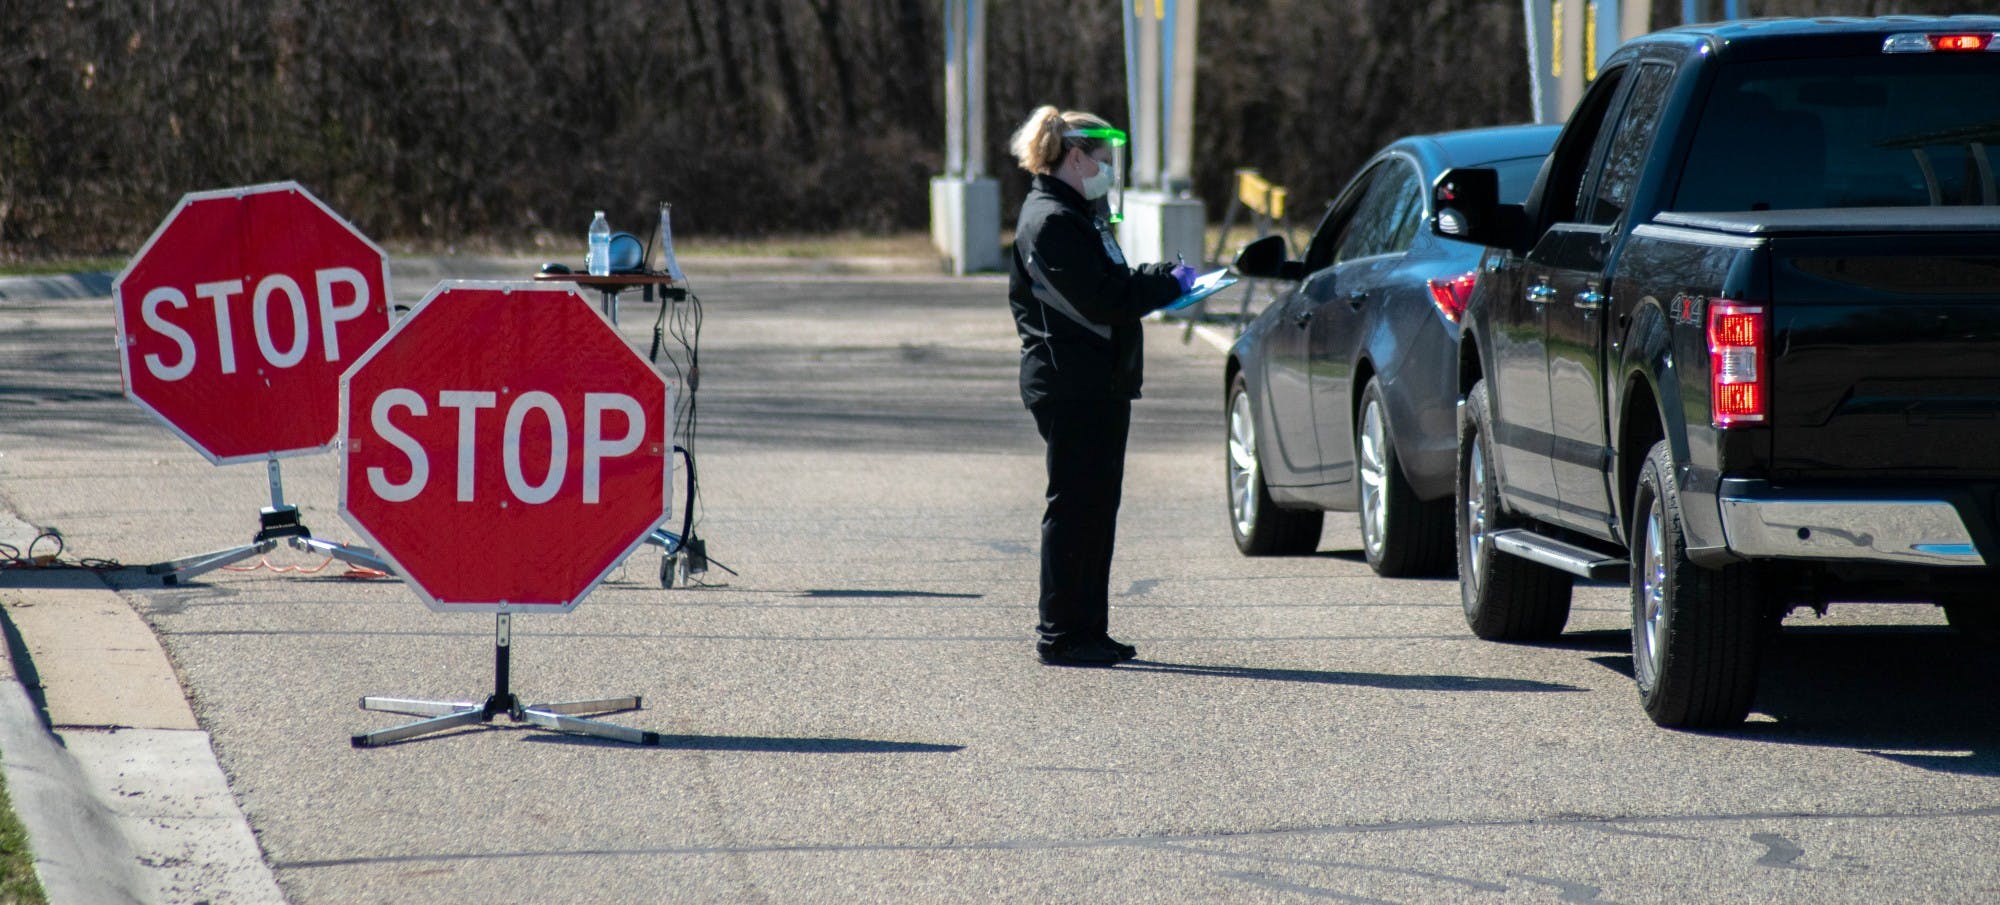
[1303,163,1379,273]
[1334,159,1423,264]
[1676,53,2000,211]
[1589,62,1675,225]
[1533,65,1627,226]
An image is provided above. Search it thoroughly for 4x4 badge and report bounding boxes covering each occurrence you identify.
[1671,293,1705,326]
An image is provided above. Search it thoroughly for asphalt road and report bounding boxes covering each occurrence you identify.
[3,273,2000,903]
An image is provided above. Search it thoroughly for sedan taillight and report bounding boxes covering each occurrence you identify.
[1708,302,1766,427]
[1427,271,1479,324]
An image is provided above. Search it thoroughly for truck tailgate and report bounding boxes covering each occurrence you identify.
[1770,234,2000,477]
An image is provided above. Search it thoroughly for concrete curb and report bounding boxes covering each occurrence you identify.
[0,561,286,904]
[0,671,149,905]
[0,272,113,303]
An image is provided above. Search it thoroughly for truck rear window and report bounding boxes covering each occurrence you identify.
[1674,54,2000,212]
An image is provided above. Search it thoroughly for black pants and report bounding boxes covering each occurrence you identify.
[1030,398,1132,646]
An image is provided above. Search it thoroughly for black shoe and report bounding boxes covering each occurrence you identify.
[1100,635,1137,661]
[1038,637,1126,667]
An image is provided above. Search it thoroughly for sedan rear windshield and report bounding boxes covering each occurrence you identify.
[1493,154,1545,203]
[1675,53,2000,212]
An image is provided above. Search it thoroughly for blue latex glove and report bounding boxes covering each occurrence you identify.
[1171,261,1198,294]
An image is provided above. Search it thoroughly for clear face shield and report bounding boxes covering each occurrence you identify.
[1065,126,1128,223]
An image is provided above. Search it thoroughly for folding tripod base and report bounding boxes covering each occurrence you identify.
[147,538,277,584]
[351,613,659,748]
[147,458,393,585]
[351,694,656,748]
[148,511,391,585]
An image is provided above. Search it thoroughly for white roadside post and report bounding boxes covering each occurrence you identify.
[931,0,1002,275]
[1118,0,1205,267]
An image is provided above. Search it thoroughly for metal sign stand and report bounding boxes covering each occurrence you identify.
[352,613,659,748]
[147,456,393,585]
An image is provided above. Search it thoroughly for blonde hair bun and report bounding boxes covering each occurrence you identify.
[1009,106,1112,175]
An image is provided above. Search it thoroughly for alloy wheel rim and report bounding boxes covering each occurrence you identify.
[1638,504,1668,685]
[1465,440,1487,594]
[1228,391,1260,538]
[1359,400,1387,559]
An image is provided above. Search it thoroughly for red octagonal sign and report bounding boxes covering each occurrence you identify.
[340,283,672,612]
[116,182,392,463]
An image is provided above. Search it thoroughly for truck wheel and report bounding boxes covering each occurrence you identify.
[1458,380,1572,640]
[1631,440,1764,728]
[1228,372,1323,555]
[1357,378,1453,577]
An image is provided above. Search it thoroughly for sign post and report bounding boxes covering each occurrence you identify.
[115,181,395,583]
[340,282,675,747]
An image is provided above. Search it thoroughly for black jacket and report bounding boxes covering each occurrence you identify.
[1008,174,1181,407]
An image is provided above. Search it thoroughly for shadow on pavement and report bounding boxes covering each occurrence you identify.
[1534,628,1633,655]
[1119,660,1584,693]
[1738,625,2000,774]
[799,589,983,600]
[1573,622,2000,774]
[524,732,964,753]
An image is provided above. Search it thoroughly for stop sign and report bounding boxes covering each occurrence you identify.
[339,282,673,611]
[115,182,392,464]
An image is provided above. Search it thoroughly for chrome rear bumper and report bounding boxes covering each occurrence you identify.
[1718,496,1985,567]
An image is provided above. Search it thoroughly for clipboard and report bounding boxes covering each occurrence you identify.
[1163,268,1238,311]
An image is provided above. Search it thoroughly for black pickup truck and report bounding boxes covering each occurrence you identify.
[1431,17,2000,728]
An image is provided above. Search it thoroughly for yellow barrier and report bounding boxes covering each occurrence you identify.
[1236,169,1287,221]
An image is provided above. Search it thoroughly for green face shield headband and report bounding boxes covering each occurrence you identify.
[1065,127,1128,223]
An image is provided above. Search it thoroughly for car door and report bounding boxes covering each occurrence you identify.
[1259,280,1323,485]
[1546,61,1677,538]
[1260,164,1385,487]
[1493,65,1629,524]
[1308,156,1427,493]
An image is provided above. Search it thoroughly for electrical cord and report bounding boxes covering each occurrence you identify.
[0,530,123,571]
[652,290,706,551]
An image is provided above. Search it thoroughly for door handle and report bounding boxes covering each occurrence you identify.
[1574,289,1605,310]
[1346,290,1368,310]
[1526,283,1556,304]
[1293,309,1314,328]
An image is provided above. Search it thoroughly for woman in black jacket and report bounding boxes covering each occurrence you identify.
[1006,106,1194,667]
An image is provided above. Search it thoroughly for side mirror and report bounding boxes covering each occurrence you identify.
[1430,167,1530,253]
[1231,234,1304,281]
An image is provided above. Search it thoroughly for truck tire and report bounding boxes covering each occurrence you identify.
[1631,440,1764,728]
[1457,380,1573,640]
[1357,378,1453,577]
[1228,372,1323,555]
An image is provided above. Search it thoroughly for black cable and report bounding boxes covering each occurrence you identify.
[648,288,706,562]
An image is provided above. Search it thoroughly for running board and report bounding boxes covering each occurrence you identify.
[1489,529,1629,582]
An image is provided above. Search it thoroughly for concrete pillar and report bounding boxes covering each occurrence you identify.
[1525,0,1653,124]
[1121,0,1205,266]
[931,0,1001,274]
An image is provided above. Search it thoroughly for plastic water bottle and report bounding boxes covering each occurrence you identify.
[587,210,610,276]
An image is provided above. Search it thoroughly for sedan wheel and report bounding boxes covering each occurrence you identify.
[1355,379,1452,577]
[1226,371,1322,556]
[1228,389,1261,540]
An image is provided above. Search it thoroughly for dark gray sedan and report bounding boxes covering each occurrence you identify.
[1225,124,1557,575]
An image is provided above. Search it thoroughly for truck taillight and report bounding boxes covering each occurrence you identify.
[1708,303,1766,428]
[1884,32,2000,52]
[1427,271,1478,324]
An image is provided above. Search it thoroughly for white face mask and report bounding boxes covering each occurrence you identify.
[1078,154,1115,200]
